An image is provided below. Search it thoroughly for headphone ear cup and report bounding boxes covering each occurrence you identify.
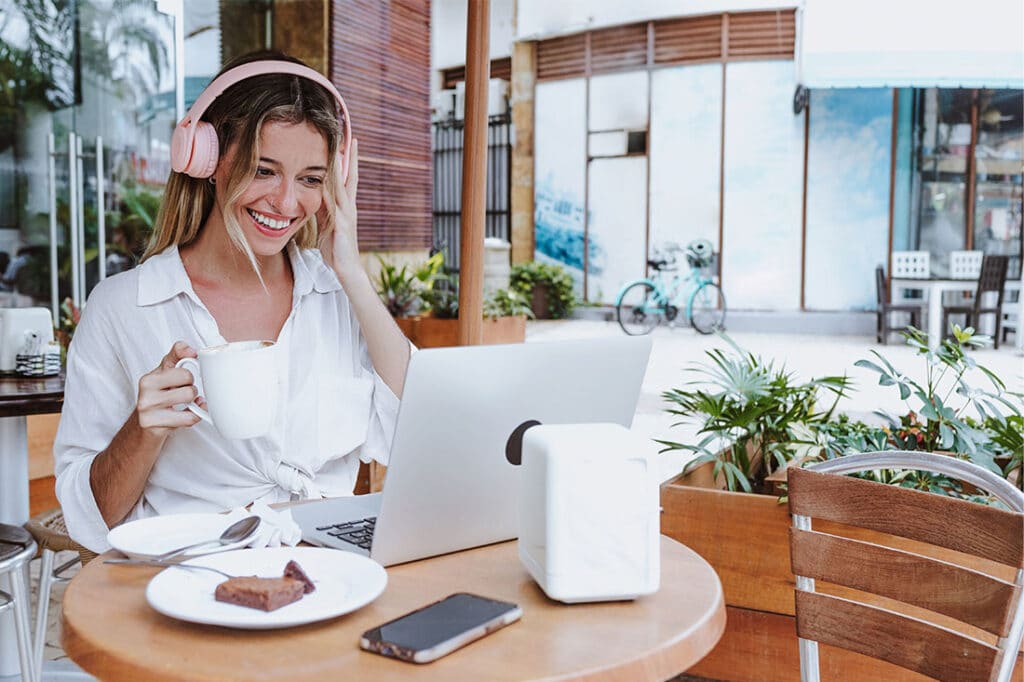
[185,121,220,178]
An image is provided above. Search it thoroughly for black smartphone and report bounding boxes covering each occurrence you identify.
[359,592,522,664]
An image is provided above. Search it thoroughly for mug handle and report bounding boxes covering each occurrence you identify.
[174,357,213,424]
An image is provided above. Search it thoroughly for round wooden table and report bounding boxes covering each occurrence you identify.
[63,536,726,681]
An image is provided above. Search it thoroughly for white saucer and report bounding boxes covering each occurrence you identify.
[107,513,254,560]
[145,546,388,629]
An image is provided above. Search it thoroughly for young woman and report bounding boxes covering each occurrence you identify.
[54,51,411,552]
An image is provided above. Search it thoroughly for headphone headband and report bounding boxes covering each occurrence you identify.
[170,60,352,182]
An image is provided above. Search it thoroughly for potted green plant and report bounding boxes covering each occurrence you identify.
[659,328,1023,680]
[510,261,577,319]
[379,254,530,347]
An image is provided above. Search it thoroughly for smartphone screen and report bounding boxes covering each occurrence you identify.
[360,592,521,663]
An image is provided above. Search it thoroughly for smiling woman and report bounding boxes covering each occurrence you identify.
[51,51,413,554]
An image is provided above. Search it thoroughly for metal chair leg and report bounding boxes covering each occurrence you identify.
[33,547,55,676]
[11,562,39,682]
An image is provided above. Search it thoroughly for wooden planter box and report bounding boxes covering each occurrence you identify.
[394,315,526,348]
[662,462,1024,681]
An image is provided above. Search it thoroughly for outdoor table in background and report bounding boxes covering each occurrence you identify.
[891,277,1022,352]
[0,372,64,677]
[62,536,726,681]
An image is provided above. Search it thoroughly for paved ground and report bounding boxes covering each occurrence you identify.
[526,318,1024,482]
[25,319,1023,680]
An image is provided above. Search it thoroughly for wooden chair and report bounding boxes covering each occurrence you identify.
[875,266,922,344]
[942,255,1009,349]
[788,451,1024,682]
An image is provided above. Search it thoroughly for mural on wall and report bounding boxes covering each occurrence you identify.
[805,88,892,310]
[722,60,804,311]
[534,176,599,288]
[534,78,587,293]
[649,63,723,260]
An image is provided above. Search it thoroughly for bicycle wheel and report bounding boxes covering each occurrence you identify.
[689,282,726,334]
[616,282,662,335]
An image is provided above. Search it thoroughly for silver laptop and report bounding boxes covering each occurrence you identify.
[290,335,652,566]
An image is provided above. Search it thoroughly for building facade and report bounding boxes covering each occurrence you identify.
[434,0,1024,312]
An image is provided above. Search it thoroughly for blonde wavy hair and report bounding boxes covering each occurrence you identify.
[144,51,343,276]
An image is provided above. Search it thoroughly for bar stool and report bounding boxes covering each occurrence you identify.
[0,523,39,682]
[25,508,97,677]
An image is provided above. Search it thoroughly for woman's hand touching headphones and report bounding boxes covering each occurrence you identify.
[318,138,361,281]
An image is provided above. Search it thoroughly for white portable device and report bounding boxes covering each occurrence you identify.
[516,423,661,603]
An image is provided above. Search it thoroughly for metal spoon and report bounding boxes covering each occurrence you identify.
[104,557,235,579]
[154,515,261,561]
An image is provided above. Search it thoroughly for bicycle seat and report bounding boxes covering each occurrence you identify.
[647,258,671,271]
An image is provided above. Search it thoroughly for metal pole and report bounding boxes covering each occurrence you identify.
[96,137,106,281]
[68,133,81,308]
[457,0,491,346]
[76,135,86,304]
[47,134,59,323]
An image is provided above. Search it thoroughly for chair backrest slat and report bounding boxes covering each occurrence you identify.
[788,467,1024,568]
[795,590,999,681]
[790,528,1021,636]
[975,255,1009,313]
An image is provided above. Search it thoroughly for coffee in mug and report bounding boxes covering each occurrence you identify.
[175,340,279,439]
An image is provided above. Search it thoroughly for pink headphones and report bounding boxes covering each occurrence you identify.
[170,60,352,183]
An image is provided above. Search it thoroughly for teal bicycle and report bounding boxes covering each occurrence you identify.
[615,240,726,336]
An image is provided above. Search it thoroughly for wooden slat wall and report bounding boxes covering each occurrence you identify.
[536,33,587,80]
[536,9,795,81]
[331,0,432,251]
[441,57,512,89]
[589,24,648,73]
[727,10,795,58]
[654,14,723,64]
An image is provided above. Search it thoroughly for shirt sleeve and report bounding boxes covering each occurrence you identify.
[53,287,138,553]
[355,336,406,466]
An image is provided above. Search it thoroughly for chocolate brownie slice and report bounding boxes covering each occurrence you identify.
[283,560,316,594]
[214,576,305,612]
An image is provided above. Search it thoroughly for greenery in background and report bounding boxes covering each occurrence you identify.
[662,327,1024,501]
[659,334,851,493]
[483,288,534,320]
[374,252,443,318]
[510,261,577,319]
[376,251,535,321]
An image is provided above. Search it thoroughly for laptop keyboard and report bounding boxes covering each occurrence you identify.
[316,517,376,550]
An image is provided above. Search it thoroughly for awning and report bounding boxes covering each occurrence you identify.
[797,0,1024,89]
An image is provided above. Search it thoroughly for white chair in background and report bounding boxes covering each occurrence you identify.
[891,251,930,279]
[891,251,930,303]
[949,250,983,279]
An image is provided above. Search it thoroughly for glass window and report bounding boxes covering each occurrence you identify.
[649,63,722,262]
[973,89,1023,278]
[722,60,804,310]
[914,88,972,277]
[805,88,892,310]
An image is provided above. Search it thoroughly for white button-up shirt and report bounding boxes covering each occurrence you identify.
[54,244,400,552]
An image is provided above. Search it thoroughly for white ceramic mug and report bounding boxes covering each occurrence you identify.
[175,340,279,439]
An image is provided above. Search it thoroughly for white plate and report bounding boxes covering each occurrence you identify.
[145,546,387,629]
[107,513,255,560]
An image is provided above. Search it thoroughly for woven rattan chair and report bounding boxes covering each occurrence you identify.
[788,451,1024,682]
[0,523,39,682]
[25,508,96,676]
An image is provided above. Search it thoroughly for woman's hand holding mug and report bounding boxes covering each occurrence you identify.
[136,341,203,437]
[174,340,281,440]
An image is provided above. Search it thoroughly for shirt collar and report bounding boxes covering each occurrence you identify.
[136,243,342,307]
[287,242,343,296]
[136,245,195,307]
